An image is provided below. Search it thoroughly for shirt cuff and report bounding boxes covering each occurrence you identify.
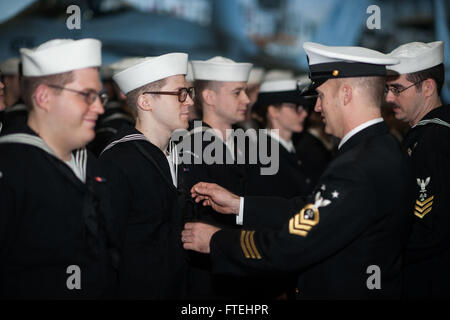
[236,197,244,225]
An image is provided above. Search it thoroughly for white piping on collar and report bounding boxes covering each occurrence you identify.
[0,133,87,182]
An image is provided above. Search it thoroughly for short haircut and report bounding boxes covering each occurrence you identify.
[405,63,445,95]
[193,80,222,118]
[20,71,74,111]
[125,78,167,119]
[345,76,385,107]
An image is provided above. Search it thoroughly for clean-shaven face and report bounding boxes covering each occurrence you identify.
[314,79,344,138]
[214,81,250,125]
[48,67,104,150]
[149,74,194,132]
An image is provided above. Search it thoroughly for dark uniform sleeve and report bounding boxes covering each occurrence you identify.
[210,162,376,277]
[243,196,306,230]
[406,125,450,263]
[0,168,17,256]
[0,174,10,251]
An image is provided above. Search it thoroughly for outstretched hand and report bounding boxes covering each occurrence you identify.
[191,182,241,214]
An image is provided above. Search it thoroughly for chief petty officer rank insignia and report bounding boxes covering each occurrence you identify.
[240,187,337,259]
[414,177,434,218]
[289,190,332,237]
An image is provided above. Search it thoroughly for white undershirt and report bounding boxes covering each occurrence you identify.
[64,154,86,183]
[225,132,235,160]
[166,143,178,187]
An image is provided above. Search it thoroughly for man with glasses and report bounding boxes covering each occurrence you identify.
[385,41,450,299]
[99,53,195,298]
[0,38,122,299]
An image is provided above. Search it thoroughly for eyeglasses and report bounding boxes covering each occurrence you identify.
[48,84,108,105]
[143,87,195,103]
[384,79,425,96]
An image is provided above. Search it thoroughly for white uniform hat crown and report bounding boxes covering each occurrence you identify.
[303,42,399,89]
[20,38,102,76]
[248,67,265,84]
[386,41,444,74]
[185,61,194,82]
[113,53,188,94]
[191,56,252,82]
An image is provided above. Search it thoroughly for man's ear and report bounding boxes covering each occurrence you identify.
[202,88,217,106]
[137,93,152,112]
[342,83,353,106]
[267,105,279,120]
[33,84,51,112]
[421,78,437,98]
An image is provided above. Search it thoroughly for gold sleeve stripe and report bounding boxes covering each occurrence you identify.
[249,231,262,259]
[415,201,433,213]
[416,195,434,206]
[293,214,312,230]
[240,230,251,258]
[415,207,432,219]
[289,217,308,237]
[240,230,262,260]
[244,230,257,259]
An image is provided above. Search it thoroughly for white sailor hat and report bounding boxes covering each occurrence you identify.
[102,57,146,80]
[185,61,194,82]
[191,56,252,82]
[253,78,316,113]
[0,57,20,75]
[263,69,294,81]
[386,41,444,75]
[113,53,188,94]
[248,67,265,84]
[110,57,146,74]
[101,64,114,80]
[20,38,102,77]
[303,42,399,90]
